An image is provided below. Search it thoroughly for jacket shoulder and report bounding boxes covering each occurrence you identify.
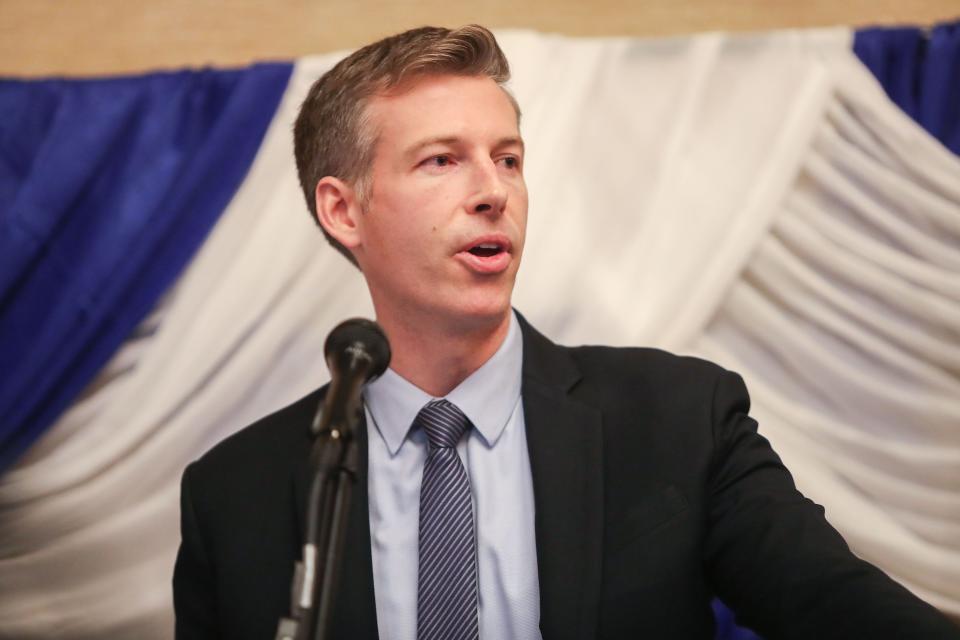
[559,344,751,438]
[187,387,325,484]
[567,344,731,390]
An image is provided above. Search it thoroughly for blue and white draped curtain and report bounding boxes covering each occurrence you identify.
[1,22,958,639]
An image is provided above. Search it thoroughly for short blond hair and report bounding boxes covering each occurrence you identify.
[293,25,519,265]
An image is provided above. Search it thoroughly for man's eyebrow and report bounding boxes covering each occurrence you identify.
[494,136,525,153]
[403,135,525,159]
[404,136,460,158]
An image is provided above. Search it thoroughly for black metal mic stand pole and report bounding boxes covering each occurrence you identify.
[275,409,361,640]
[275,318,389,640]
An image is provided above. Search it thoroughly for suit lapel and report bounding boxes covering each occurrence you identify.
[519,315,604,640]
[292,405,379,639]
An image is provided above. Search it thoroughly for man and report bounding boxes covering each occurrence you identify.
[173,25,959,639]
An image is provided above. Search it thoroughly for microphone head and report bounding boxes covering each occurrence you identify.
[324,318,391,382]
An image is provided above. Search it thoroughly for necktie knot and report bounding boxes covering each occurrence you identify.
[416,399,471,450]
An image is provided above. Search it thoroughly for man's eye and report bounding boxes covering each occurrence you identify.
[501,156,520,169]
[426,155,451,167]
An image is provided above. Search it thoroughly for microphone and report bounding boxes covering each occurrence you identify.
[311,318,391,437]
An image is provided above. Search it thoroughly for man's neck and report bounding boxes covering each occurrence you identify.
[376,309,513,398]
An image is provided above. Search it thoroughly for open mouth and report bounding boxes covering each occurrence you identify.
[468,243,504,258]
[458,236,512,273]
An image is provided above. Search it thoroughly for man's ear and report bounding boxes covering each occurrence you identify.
[315,176,363,250]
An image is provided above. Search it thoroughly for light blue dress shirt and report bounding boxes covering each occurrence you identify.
[363,311,542,640]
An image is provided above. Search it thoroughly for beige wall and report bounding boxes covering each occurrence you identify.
[2,0,958,76]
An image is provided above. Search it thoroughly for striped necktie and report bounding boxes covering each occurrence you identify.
[415,399,479,640]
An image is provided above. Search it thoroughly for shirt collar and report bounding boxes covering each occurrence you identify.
[363,311,523,456]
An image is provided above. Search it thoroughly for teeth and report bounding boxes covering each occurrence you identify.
[477,243,499,249]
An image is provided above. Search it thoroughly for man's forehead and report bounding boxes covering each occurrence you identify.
[374,72,510,104]
[364,74,521,141]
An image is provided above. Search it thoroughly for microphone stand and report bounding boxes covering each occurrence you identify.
[274,387,364,640]
[275,318,389,640]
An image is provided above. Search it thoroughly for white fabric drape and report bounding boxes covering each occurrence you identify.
[1,28,957,638]
[693,48,960,613]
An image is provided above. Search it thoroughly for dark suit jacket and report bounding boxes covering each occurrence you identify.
[173,316,959,639]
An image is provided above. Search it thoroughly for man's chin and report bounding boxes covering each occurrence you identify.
[439,296,513,333]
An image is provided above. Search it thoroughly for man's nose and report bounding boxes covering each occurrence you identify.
[467,159,507,215]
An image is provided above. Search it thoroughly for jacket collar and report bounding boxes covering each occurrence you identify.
[518,312,605,640]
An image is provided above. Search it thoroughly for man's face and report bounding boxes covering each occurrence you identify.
[352,74,528,333]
